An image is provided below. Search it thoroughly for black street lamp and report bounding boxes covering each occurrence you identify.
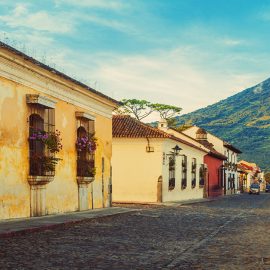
[172,145,182,156]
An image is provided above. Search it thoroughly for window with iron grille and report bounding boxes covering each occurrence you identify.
[199,164,205,187]
[232,174,235,189]
[181,155,187,189]
[218,165,224,188]
[168,157,175,190]
[191,158,196,188]
[228,174,235,189]
[76,117,95,177]
[28,104,55,176]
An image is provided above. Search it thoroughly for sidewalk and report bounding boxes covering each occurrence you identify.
[0,207,137,238]
[162,197,217,206]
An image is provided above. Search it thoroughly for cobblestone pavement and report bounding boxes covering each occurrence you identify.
[1,194,270,270]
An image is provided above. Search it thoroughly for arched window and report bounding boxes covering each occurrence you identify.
[199,164,205,187]
[191,158,197,188]
[77,126,87,161]
[28,101,56,177]
[29,114,45,176]
[181,155,187,189]
[76,117,95,177]
[168,157,175,190]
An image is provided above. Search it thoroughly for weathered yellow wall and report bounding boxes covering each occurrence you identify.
[0,72,113,219]
[91,115,112,209]
[0,78,30,219]
[112,138,163,203]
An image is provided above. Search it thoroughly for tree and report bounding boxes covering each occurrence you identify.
[150,103,182,119]
[174,119,193,132]
[115,99,154,121]
[115,99,182,127]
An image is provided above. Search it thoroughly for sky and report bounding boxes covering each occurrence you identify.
[1,0,270,118]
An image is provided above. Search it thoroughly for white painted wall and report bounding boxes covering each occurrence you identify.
[161,139,205,202]
[112,135,206,203]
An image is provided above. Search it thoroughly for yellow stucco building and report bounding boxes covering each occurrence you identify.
[0,42,118,220]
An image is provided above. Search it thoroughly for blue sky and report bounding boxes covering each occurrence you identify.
[1,0,270,117]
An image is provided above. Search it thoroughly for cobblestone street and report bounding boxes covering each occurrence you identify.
[1,194,270,270]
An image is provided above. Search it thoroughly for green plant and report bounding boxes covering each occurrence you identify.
[45,130,63,153]
[29,130,63,153]
[42,156,62,172]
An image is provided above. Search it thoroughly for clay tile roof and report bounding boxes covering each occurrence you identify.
[112,115,208,153]
[112,115,171,138]
[198,139,227,160]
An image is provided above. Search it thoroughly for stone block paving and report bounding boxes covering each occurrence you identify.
[0,194,270,270]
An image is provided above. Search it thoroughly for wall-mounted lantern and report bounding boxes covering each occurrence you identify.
[172,145,182,156]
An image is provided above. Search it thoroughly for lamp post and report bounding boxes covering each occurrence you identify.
[171,145,182,156]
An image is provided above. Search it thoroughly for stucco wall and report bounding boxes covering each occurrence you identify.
[183,126,241,195]
[112,138,163,203]
[0,78,30,219]
[162,139,205,202]
[204,155,223,197]
[0,57,114,220]
[183,126,224,153]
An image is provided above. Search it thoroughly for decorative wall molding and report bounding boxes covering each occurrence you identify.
[26,94,57,109]
[75,111,95,121]
[0,54,115,118]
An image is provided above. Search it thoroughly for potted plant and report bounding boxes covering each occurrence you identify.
[29,129,63,175]
[76,134,97,153]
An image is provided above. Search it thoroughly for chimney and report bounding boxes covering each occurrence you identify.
[196,128,207,141]
[158,118,168,131]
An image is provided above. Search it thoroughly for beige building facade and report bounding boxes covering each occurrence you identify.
[0,42,118,220]
[112,116,207,203]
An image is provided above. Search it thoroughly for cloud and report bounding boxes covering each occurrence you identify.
[0,4,74,33]
[78,46,267,117]
[220,38,243,47]
[55,0,127,11]
[81,14,136,34]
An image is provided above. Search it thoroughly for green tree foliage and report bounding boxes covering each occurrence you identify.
[176,77,270,171]
[115,99,154,120]
[150,103,182,119]
[116,99,182,125]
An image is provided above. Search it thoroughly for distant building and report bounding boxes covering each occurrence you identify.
[182,125,241,195]
[0,42,118,220]
[112,116,208,203]
[238,160,262,192]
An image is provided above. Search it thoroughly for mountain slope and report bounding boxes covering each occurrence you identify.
[177,78,270,171]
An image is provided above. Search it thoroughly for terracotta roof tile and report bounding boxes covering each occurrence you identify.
[113,115,171,138]
[112,115,208,153]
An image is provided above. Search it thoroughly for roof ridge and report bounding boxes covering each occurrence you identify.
[113,114,171,137]
[0,41,119,105]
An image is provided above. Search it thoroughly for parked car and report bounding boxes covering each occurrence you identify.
[249,183,260,195]
[265,184,270,193]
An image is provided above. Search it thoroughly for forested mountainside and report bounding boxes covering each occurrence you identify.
[176,78,270,172]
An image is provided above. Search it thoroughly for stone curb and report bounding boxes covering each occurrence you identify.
[0,208,137,238]
[114,194,244,208]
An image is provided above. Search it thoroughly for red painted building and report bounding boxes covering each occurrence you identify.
[196,128,227,197]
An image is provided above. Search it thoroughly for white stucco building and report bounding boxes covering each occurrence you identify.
[182,126,242,195]
[112,116,208,203]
